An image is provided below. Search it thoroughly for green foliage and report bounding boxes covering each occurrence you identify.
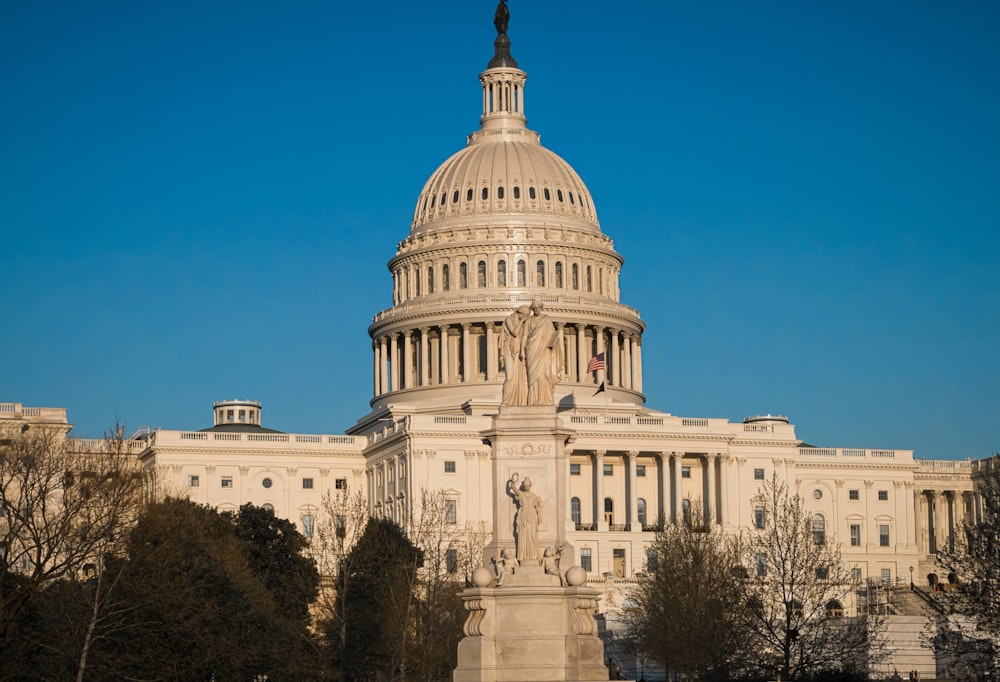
[327,517,424,681]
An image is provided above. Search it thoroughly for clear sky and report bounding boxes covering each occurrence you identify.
[2,1,997,458]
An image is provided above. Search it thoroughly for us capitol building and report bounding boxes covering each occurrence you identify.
[3,4,984,621]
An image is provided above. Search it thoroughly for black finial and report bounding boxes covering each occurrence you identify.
[489,0,518,68]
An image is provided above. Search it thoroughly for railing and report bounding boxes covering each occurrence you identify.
[800,447,910,460]
[743,424,774,433]
[0,403,17,413]
[575,523,597,531]
[681,418,708,427]
[180,432,208,440]
[154,430,361,448]
[434,416,466,424]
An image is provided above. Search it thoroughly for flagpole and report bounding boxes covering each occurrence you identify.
[603,370,609,416]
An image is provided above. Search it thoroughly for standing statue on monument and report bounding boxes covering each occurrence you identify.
[524,300,560,406]
[501,305,530,406]
[507,472,542,562]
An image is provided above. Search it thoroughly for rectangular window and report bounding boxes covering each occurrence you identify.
[849,489,859,500]
[603,463,613,476]
[681,466,691,479]
[646,549,658,572]
[302,514,314,538]
[446,549,458,573]
[302,477,314,489]
[187,475,199,487]
[754,505,766,529]
[879,524,890,547]
[227,409,234,422]
[445,499,457,524]
[816,566,829,580]
[755,553,767,577]
[570,463,581,476]
[238,409,246,422]
[851,567,862,583]
[850,524,861,546]
[444,461,456,473]
[753,468,764,480]
[335,478,348,490]
[878,490,888,501]
[221,476,233,489]
[636,465,646,477]
[580,548,592,572]
[881,568,892,586]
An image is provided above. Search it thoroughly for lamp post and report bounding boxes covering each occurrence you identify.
[909,565,914,589]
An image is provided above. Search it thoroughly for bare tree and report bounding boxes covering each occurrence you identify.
[734,474,882,680]
[0,420,146,679]
[934,458,1000,677]
[624,507,747,681]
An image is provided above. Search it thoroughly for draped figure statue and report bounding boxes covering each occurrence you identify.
[524,300,560,406]
[501,305,530,406]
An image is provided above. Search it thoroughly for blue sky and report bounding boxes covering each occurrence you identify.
[2,1,997,458]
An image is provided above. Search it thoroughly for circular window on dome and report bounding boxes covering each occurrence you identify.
[262,477,273,489]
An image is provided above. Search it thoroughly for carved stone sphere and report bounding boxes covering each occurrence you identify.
[565,565,587,586]
[472,566,494,587]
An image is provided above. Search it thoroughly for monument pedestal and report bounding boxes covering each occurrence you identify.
[455,408,612,682]
[454,565,610,682]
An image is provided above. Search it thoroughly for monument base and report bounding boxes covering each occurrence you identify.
[453,565,613,682]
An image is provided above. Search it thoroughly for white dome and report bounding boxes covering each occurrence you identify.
[411,135,600,233]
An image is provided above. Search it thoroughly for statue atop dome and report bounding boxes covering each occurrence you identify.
[494,0,510,36]
[488,0,518,68]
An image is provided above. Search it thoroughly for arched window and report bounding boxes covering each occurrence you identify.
[498,186,505,199]
[825,600,844,618]
[497,260,507,287]
[459,262,468,289]
[536,260,545,287]
[813,514,826,546]
[544,187,551,201]
[416,268,422,296]
[555,262,563,288]
[442,264,450,291]
[513,186,521,199]
[569,191,575,205]
[604,497,614,526]
[466,188,474,201]
[516,260,526,287]
[637,498,647,527]
[482,187,489,200]
[477,261,487,287]
[452,190,459,204]
[571,497,581,526]
[571,264,579,290]
[529,186,536,200]
[557,189,564,202]
[427,266,434,293]
[586,265,593,292]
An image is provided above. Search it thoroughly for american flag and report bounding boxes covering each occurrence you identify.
[586,353,605,373]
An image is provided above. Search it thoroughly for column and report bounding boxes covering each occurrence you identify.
[905,483,917,548]
[594,451,606,530]
[633,336,643,393]
[610,331,620,387]
[718,455,729,526]
[595,326,605,381]
[419,327,430,386]
[403,330,413,389]
[373,340,380,396]
[623,335,633,389]
[389,333,400,391]
[655,452,667,526]
[440,325,450,384]
[672,452,683,524]
[926,491,937,554]
[379,337,389,394]
[555,322,566,380]
[705,453,717,526]
[627,451,640,531]
[461,323,472,383]
[576,324,587,383]
[485,322,497,381]
[945,491,955,553]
